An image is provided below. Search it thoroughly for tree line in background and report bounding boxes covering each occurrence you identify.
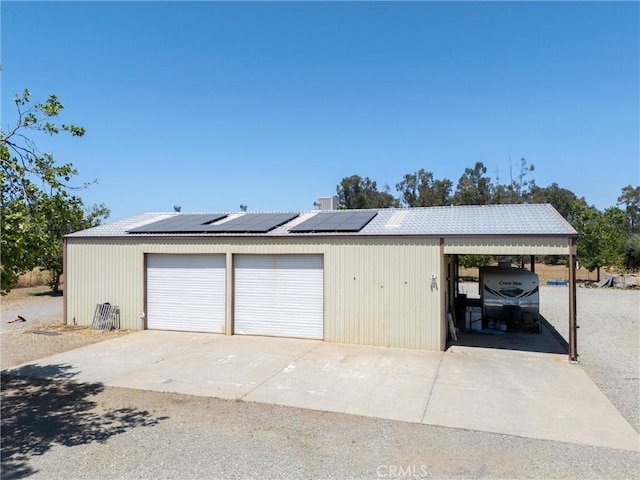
[1,89,109,294]
[1,88,638,294]
[336,164,640,278]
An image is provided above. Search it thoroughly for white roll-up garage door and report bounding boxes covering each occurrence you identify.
[147,254,226,333]
[234,255,323,339]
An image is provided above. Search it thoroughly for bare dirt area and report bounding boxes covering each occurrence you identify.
[459,262,638,285]
[1,286,129,369]
[2,376,639,480]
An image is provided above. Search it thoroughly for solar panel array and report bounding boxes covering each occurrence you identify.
[289,211,377,233]
[128,213,300,234]
[205,213,299,233]
[128,214,228,233]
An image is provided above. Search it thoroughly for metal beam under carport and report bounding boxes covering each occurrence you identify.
[444,235,578,363]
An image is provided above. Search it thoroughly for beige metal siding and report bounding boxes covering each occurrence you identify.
[66,236,444,350]
[444,236,570,255]
[323,238,441,350]
[65,239,146,330]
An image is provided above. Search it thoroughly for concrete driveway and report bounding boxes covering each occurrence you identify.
[4,331,639,452]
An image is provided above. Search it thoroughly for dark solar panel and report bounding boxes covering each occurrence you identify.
[289,211,377,233]
[127,214,228,233]
[129,213,299,234]
[205,213,299,233]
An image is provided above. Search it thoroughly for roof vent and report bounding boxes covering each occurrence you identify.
[173,205,181,212]
[240,204,248,212]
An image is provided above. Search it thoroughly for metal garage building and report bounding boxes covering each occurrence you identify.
[64,204,579,360]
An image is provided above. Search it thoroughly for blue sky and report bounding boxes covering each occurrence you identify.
[2,1,638,221]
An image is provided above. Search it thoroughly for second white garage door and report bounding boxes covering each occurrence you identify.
[234,255,323,339]
[147,254,226,333]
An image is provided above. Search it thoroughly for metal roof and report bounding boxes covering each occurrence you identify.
[66,204,577,238]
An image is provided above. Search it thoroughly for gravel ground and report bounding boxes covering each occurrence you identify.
[2,377,639,480]
[1,285,639,479]
[0,290,129,370]
[1,289,64,332]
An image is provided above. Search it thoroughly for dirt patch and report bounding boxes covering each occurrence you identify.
[0,325,131,370]
[1,373,165,479]
[459,263,638,284]
[1,287,131,370]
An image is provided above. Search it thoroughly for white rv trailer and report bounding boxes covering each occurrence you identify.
[480,267,540,331]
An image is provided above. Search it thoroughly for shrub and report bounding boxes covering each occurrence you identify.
[622,235,640,272]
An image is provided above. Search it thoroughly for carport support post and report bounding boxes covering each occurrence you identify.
[569,238,578,362]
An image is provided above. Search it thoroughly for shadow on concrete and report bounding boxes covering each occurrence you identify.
[448,315,568,355]
[1,364,167,479]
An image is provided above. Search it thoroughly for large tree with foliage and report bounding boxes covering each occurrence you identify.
[35,194,109,292]
[530,182,587,221]
[1,89,106,294]
[336,175,399,209]
[622,235,640,272]
[617,185,640,235]
[395,169,452,207]
[508,157,535,203]
[571,203,626,280]
[491,157,536,204]
[451,162,493,206]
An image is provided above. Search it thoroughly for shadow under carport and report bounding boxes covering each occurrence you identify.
[447,315,568,355]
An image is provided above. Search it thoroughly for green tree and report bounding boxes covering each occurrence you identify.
[617,184,640,234]
[0,197,40,291]
[1,89,97,294]
[336,175,399,209]
[622,235,640,272]
[491,157,536,204]
[530,183,587,221]
[458,255,493,268]
[36,194,109,292]
[572,203,626,280]
[508,157,535,203]
[395,169,452,207]
[452,162,493,205]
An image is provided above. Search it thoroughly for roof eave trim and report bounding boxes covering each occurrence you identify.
[65,232,578,240]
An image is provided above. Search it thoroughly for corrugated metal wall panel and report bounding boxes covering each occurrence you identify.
[65,240,146,330]
[445,236,569,255]
[323,238,441,350]
[147,254,225,333]
[234,255,323,339]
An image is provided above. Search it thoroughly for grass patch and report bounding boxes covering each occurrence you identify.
[1,285,61,303]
